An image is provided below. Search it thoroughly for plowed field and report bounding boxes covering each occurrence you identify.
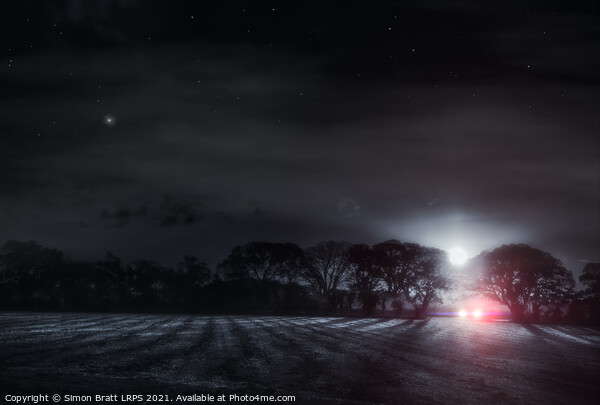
[1,313,598,404]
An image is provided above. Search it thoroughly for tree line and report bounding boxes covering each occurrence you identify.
[0,239,598,324]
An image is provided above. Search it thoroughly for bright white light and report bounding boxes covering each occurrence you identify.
[448,247,468,266]
[104,115,116,127]
[473,310,482,318]
[458,309,467,317]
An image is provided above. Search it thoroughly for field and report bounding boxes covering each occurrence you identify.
[1,313,599,405]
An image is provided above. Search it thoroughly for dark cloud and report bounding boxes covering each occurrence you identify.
[101,205,148,229]
[154,195,202,227]
[0,0,597,280]
[337,198,361,218]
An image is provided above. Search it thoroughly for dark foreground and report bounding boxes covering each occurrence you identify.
[0,313,599,405]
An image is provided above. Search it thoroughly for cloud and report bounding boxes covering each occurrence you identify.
[427,198,440,207]
[337,198,361,218]
[99,196,203,228]
[0,1,597,278]
[154,195,202,227]
[100,205,148,229]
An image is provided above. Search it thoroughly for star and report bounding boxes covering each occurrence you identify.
[104,115,116,127]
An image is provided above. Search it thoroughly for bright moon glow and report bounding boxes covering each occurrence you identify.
[458,309,467,317]
[448,247,468,266]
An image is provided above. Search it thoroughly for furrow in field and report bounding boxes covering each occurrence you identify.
[273,318,529,404]
[38,314,133,333]
[1,313,598,405]
[266,318,357,353]
[387,319,599,405]
[234,316,394,404]
[98,316,196,374]
[504,324,600,404]
[163,317,218,385]
[289,317,439,360]
[355,318,409,332]
[537,325,599,345]
[186,317,279,391]
[0,313,87,331]
[188,317,246,389]
[277,317,425,357]
[221,317,279,387]
[130,316,217,380]
[262,317,404,369]
[51,316,179,368]
[249,317,348,388]
[256,317,412,404]
[0,314,136,344]
[0,314,156,346]
[185,316,302,391]
[0,315,164,366]
[317,318,383,329]
[360,321,530,404]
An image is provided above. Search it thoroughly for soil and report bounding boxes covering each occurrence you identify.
[1,313,598,404]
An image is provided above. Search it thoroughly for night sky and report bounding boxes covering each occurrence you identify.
[1,1,598,280]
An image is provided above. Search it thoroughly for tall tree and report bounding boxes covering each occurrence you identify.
[302,241,352,312]
[579,262,600,324]
[473,244,575,322]
[177,255,212,286]
[92,252,127,310]
[217,241,305,309]
[348,244,382,316]
[168,255,211,310]
[217,241,304,283]
[372,240,421,314]
[405,246,451,318]
[125,259,166,310]
[0,240,64,308]
[580,263,600,300]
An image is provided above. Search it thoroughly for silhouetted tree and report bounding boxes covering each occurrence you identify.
[1,236,589,322]
[177,255,212,285]
[0,240,64,309]
[301,240,352,313]
[405,247,451,318]
[218,241,304,282]
[166,255,211,311]
[91,252,127,310]
[391,299,403,317]
[51,261,99,310]
[579,262,600,324]
[277,243,307,284]
[473,244,575,322]
[125,260,167,310]
[372,240,422,315]
[580,263,600,300]
[348,244,382,316]
[217,241,304,308]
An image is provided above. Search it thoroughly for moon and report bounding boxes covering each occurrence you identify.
[448,247,468,266]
